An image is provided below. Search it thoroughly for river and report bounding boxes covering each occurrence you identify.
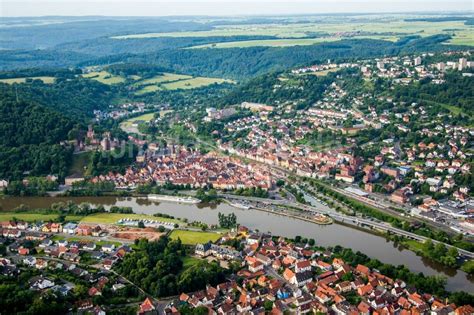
[1,195,473,292]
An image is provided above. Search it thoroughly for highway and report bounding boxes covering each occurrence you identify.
[222,194,474,259]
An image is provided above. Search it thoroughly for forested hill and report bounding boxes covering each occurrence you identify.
[0,87,75,180]
[85,35,454,79]
[215,69,339,109]
[0,76,119,180]
[2,78,115,119]
[0,35,456,79]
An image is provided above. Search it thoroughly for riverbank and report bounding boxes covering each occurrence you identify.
[1,195,472,291]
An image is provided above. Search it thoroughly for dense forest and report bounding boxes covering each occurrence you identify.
[115,237,231,297]
[0,17,212,50]
[1,78,116,119]
[86,35,453,79]
[216,69,338,107]
[0,90,75,180]
[0,76,122,180]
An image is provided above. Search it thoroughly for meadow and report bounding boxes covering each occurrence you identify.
[138,73,192,85]
[119,112,157,128]
[81,70,126,85]
[134,72,234,94]
[169,229,221,245]
[161,77,233,90]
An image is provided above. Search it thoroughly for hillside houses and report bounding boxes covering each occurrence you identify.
[167,229,472,315]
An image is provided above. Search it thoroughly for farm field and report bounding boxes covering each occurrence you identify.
[169,229,221,245]
[82,71,126,85]
[113,20,473,47]
[0,76,55,84]
[80,213,181,224]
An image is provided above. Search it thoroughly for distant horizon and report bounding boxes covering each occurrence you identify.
[2,1,473,18]
[2,11,473,19]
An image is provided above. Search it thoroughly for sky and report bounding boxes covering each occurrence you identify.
[1,0,472,17]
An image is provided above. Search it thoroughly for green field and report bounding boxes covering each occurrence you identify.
[191,37,341,49]
[169,229,221,245]
[135,85,161,95]
[298,68,341,77]
[134,74,233,94]
[0,213,83,222]
[80,213,181,224]
[113,20,473,47]
[403,240,425,252]
[0,211,181,224]
[120,112,156,128]
[0,76,55,84]
[138,73,192,85]
[162,77,233,90]
[82,71,125,85]
[190,36,399,49]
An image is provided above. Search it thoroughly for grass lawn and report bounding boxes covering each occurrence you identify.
[51,235,122,246]
[403,240,425,252]
[0,76,55,84]
[120,112,157,128]
[82,71,125,85]
[135,85,161,95]
[0,212,84,222]
[0,212,60,222]
[182,256,201,269]
[169,229,221,245]
[80,213,181,224]
[461,260,474,273]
